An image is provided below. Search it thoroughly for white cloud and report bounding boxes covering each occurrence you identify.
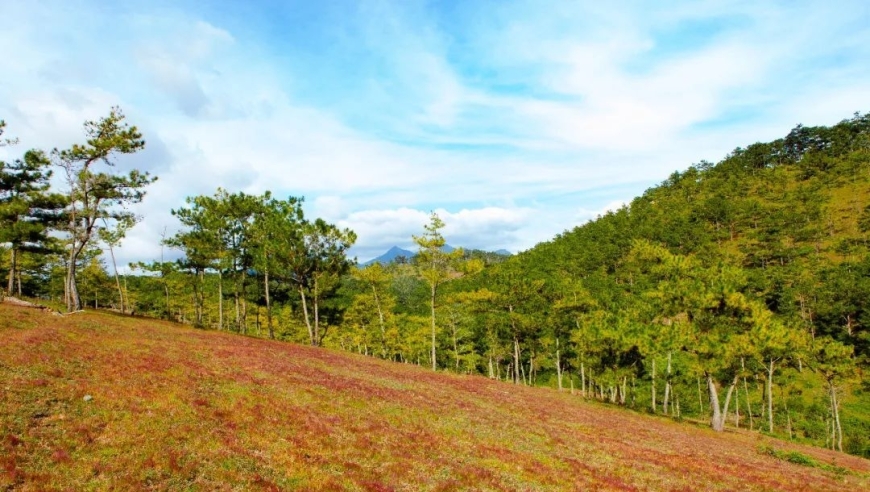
[341,206,534,261]
[1,0,868,272]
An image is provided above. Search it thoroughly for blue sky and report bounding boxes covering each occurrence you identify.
[1,0,869,265]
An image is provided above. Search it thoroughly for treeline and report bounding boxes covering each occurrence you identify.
[3,111,869,457]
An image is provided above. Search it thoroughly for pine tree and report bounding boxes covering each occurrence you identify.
[55,107,156,311]
[0,145,66,297]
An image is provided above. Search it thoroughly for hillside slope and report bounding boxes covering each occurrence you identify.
[1,304,868,491]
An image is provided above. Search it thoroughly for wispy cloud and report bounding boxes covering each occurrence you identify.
[1,0,868,265]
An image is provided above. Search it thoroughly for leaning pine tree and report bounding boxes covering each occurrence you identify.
[55,107,156,312]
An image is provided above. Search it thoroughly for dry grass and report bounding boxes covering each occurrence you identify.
[1,304,868,491]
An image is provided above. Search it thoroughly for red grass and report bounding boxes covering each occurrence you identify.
[1,303,868,491]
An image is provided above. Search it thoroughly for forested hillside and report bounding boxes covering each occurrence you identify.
[450,112,870,454]
[2,111,869,458]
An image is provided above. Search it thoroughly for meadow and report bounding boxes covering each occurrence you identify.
[1,303,868,491]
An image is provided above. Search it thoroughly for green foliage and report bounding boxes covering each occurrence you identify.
[55,107,156,311]
[0,128,67,297]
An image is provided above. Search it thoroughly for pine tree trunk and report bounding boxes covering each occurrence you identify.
[663,352,672,414]
[452,317,459,371]
[734,386,740,428]
[66,246,82,312]
[240,271,248,335]
[555,339,563,391]
[581,362,586,398]
[742,358,754,431]
[195,269,204,325]
[708,374,738,432]
[650,358,658,413]
[265,267,273,339]
[831,383,843,452]
[299,285,314,345]
[513,337,520,385]
[767,360,775,433]
[218,270,223,330]
[708,375,723,431]
[313,277,320,346]
[107,243,124,313]
[7,247,16,296]
[430,284,437,371]
[234,276,240,331]
[372,283,386,357]
[529,353,535,386]
[620,376,627,405]
[707,374,737,432]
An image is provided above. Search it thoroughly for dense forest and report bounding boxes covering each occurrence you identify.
[2,110,869,457]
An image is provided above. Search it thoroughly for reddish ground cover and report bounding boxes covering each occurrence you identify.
[1,304,868,491]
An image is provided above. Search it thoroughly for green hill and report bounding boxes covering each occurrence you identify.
[1,303,868,490]
[450,113,870,455]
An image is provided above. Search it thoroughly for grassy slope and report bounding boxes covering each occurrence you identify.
[1,304,868,491]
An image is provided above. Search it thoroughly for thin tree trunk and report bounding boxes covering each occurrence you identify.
[123,275,129,314]
[241,270,248,335]
[831,383,843,452]
[829,394,836,450]
[742,358,754,431]
[313,276,320,345]
[161,233,170,320]
[620,376,627,405]
[735,386,740,428]
[265,267,273,339]
[430,284,437,371]
[513,337,520,385]
[650,357,658,413]
[234,276,240,331]
[663,352,672,414]
[555,338,563,391]
[218,270,223,330]
[529,352,535,386]
[372,283,386,356]
[767,359,775,433]
[581,362,586,398]
[106,242,124,313]
[7,247,16,296]
[452,316,459,371]
[299,285,314,345]
[194,269,203,325]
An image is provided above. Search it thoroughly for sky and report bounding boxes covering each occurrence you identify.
[1,0,869,266]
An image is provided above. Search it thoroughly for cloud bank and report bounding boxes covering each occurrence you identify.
[1,0,868,265]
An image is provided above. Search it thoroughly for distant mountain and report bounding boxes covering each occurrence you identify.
[361,246,415,266]
[362,245,511,266]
